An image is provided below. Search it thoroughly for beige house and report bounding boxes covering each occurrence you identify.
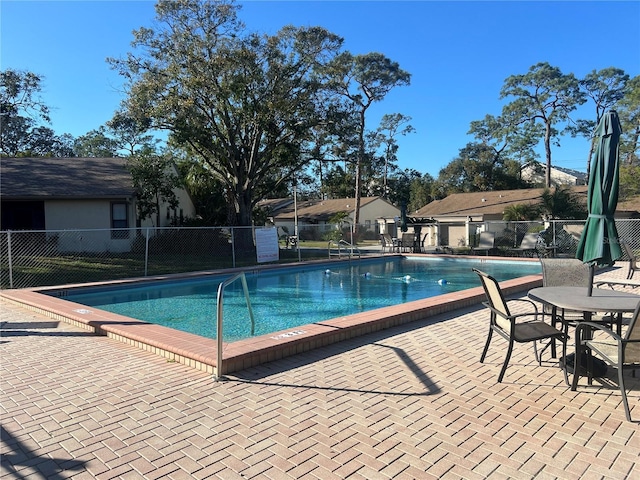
[413,186,640,249]
[1,157,195,252]
[263,196,401,239]
[412,187,571,248]
[521,162,588,186]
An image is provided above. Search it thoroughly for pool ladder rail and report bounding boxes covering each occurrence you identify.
[328,240,361,259]
[215,272,255,381]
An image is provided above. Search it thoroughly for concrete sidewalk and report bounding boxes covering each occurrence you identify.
[2,287,639,479]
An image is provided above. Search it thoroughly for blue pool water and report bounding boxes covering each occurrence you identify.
[60,257,540,341]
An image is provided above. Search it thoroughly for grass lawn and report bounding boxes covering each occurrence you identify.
[1,241,382,289]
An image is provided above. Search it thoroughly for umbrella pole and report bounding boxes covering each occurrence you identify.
[588,264,594,296]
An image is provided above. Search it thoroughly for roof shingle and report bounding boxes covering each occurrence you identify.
[414,187,589,217]
[273,197,382,221]
[1,157,135,199]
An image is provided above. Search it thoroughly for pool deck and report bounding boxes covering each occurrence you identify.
[0,255,542,377]
[2,260,639,478]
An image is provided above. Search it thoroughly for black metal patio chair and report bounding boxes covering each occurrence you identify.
[472,232,494,256]
[473,268,567,383]
[622,242,640,280]
[571,300,640,422]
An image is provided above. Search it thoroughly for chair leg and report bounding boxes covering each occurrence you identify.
[571,337,583,391]
[586,348,594,385]
[480,326,493,363]
[548,308,563,359]
[561,335,569,386]
[618,366,632,422]
[497,340,515,383]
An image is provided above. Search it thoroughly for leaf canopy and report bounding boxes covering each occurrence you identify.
[109,0,345,226]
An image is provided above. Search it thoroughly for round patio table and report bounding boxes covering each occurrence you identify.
[528,286,640,321]
[528,286,640,383]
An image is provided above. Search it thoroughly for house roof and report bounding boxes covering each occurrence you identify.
[552,165,588,181]
[273,197,387,221]
[1,157,135,200]
[521,162,588,186]
[414,187,589,217]
[256,198,294,214]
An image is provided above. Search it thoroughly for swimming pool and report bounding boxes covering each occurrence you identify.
[59,257,541,342]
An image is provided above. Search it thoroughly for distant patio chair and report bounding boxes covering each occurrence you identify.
[473,268,566,382]
[400,232,415,253]
[472,232,495,256]
[571,300,640,422]
[380,234,395,254]
[540,258,620,334]
[541,258,591,289]
[622,242,640,280]
[509,232,541,257]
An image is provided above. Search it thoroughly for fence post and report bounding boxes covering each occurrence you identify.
[7,231,14,289]
[145,228,150,276]
[231,227,236,268]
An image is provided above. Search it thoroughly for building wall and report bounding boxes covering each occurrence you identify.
[142,186,197,228]
[45,200,113,230]
[272,199,401,238]
[360,200,400,226]
[377,218,399,238]
[441,224,467,247]
[45,200,135,253]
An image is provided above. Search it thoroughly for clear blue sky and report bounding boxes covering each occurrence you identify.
[2,1,639,177]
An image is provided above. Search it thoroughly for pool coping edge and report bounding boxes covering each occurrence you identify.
[1,259,543,377]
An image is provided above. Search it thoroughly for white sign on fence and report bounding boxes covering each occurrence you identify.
[255,228,279,263]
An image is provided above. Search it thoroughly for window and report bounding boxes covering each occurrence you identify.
[111,202,129,239]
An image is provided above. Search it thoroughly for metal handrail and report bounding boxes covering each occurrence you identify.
[328,239,361,259]
[215,272,255,381]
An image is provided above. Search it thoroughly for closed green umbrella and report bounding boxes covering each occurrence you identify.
[400,203,408,233]
[575,110,623,294]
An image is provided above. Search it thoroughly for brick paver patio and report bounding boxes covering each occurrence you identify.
[2,273,639,479]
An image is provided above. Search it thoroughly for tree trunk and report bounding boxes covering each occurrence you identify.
[544,123,552,188]
[586,137,596,182]
[155,195,161,227]
[383,148,389,198]
[234,189,256,255]
[354,109,366,232]
[627,128,640,165]
[354,159,361,231]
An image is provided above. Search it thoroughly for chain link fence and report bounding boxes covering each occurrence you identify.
[2,219,640,289]
[0,224,382,289]
[469,219,640,259]
[469,220,586,257]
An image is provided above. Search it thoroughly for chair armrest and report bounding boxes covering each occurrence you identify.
[483,302,542,324]
[575,321,623,343]
[506,298,540,314]
[576,322,640,364]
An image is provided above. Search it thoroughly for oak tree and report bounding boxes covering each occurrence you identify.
[0,69,72,157]
[109,0,343,235]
